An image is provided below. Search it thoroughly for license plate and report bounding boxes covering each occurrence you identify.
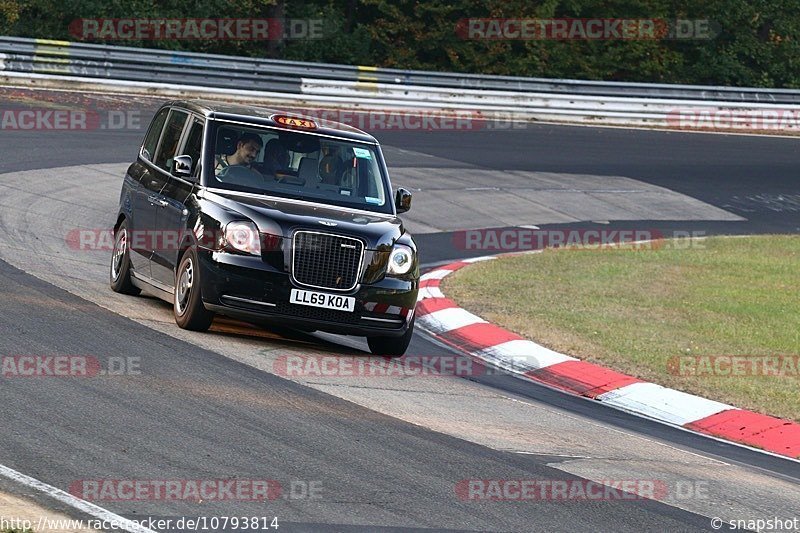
[290,288,355,312]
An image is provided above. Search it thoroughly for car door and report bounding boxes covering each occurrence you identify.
[129,107,168,277]
[138,108,190,288]
[137,108,189,290]
[151,114,204,287]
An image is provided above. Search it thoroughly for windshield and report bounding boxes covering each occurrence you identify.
[206,122,392,214]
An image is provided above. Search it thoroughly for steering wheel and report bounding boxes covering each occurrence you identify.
[216,164,265,186]
[216,165,231,181]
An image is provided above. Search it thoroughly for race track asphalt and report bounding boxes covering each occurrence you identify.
[1,87,798,531]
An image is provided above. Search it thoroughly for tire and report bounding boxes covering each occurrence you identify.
[109,220,141,296]
[174,248,214,331]
[367,315,415,357]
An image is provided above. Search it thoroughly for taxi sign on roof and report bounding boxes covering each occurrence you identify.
[274,115,317,129]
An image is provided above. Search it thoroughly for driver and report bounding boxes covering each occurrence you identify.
[216,132,263,172]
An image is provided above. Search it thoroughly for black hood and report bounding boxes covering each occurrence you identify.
[206,190,404,250]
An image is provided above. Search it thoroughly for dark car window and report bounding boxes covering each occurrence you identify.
[141,108,168,162]
[154,110,189,172]
[182,118,204,177]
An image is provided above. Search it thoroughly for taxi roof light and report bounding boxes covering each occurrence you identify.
[274,115,317,129]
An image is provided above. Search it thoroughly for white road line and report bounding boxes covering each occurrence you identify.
[0,463,158,533]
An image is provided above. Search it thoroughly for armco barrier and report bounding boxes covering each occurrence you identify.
[2,36,800,129]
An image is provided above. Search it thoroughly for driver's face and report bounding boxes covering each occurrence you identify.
[237,141,261,164]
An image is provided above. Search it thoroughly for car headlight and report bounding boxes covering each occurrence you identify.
[387,244,414,275]
[224,221,261,256]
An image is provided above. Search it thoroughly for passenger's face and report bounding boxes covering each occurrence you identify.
[268,147,289,167]
[237,141,261,164]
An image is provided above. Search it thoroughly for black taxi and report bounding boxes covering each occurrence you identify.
[110,100,418,356]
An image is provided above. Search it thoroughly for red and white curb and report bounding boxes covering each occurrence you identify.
[416,256,800,460]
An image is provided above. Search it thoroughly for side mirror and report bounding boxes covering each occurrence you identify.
[172,155,193,177]
[394,188,412,213]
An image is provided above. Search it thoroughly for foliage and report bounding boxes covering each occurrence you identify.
[2,0,799,87]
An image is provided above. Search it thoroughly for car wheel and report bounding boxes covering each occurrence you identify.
[367,315,415,357]
[110,220,141,296]
[174,248,214,331]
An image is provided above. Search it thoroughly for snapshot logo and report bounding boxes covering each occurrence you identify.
[69,479,322,502]
[725,518,800,532]
[0,108,140,131]
[452,229,707,252]
[456,18,714,40]
[456,479,710,501]
[274,354,495,378]
[0,356,141,377]
[69,18,325,41]
[667,108,800,131]
[668,355,800,377]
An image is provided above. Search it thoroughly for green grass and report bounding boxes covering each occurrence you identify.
[443,236,800,422]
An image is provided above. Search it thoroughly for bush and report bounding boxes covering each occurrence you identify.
[2,0,799,88]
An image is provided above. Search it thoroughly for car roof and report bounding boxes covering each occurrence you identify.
[163,99,378,144]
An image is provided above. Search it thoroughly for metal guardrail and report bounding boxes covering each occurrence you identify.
[3,36,800,103]
[2,36,800,129]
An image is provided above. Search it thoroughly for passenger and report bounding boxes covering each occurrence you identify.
[263,138,291,178]
[216,132,263,172]
[337,148,357,188]
[318,148,342,185]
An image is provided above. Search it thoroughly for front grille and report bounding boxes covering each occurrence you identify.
[292,231,364,291]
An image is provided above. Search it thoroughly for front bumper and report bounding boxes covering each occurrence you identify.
[197,249,418,337]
